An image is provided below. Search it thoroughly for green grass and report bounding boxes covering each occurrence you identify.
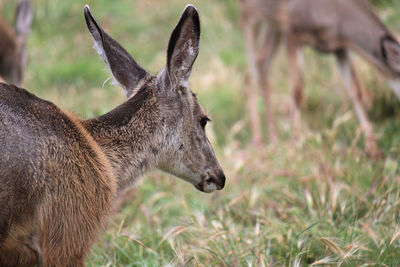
[3,0,400,265]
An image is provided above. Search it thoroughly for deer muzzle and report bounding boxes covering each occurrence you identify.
[194,171,225,193]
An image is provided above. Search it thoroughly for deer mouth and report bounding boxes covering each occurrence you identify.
[194,176,225,193]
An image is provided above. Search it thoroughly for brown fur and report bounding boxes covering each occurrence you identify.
[0,4,225,266]
[0,83,116,266]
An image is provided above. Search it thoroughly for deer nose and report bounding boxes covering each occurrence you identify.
[214,171,225,190]
[218,174,226,190]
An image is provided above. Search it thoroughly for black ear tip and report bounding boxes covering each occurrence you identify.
[183,4,199,16]
[84,4,91,17]
[84,4,96,27]
[182,4,200,33]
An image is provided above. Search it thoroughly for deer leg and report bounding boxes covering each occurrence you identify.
[336,50,381,158]
[243,19,263,145]
[257,28,281,143]
[286,38,305,140]
[244,74,263,145]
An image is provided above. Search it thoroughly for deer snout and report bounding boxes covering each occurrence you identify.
[202,170,225,192]
[209,169,225,190]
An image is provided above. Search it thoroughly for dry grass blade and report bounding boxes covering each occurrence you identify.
[206,231,227,243]
[311,256,337,265]
[332,111,353,129]
[227,192,248,208]
[319,237,343,256]
[390,228,400,245]
[120,233,156,254]
[360,222,378,244]
[159,226,187,246]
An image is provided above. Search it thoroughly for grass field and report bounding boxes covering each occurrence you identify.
[3,0,400,266]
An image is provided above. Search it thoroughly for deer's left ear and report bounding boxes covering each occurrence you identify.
[84,5,148,98]
[166,5,200,88]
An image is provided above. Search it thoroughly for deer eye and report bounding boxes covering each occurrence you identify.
[200,117,211,128]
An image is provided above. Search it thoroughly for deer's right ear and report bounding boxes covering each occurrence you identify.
[15,0,33,39]
[165,5,200,89]
[84,5,148,98]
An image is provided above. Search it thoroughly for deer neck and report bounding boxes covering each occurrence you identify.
[82,86,163,193]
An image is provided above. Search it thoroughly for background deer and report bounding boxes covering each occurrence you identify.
[0,4,225,266]
[240,0,400,158]
[0,0,32,86]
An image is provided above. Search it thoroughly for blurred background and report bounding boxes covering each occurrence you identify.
[2,0,400,265]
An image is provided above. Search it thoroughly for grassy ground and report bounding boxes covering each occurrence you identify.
[3,0,400,266]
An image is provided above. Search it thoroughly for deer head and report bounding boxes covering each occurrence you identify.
[84,5,225,193]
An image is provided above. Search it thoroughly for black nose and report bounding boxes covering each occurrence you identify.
[216,172,225,190]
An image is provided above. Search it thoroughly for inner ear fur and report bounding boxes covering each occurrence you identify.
[166,5,200,87]
[84,5,148,98]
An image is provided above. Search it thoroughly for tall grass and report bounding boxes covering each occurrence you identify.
[2,0,400,265]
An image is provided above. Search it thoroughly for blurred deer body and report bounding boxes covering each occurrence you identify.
[241,0,400,157]
[0,5,225,266]
[0,0,32,86]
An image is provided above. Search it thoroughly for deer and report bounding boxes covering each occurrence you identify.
[0,0,32,86]
[240,0,400,158]
[0,4,225,266]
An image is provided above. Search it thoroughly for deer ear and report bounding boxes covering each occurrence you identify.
[166,5,200,88]
[15,0,33,39]
[84,5,148,98]
[382,36,400,74]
